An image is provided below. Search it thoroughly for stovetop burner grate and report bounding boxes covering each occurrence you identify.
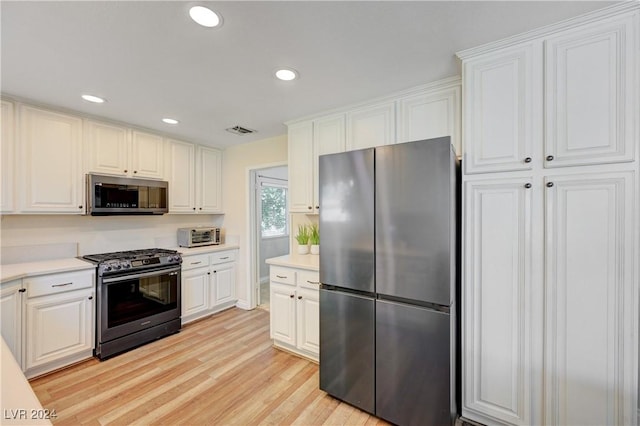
[83,248,178,263]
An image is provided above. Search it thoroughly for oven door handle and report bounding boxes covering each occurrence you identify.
[102,267,181,283]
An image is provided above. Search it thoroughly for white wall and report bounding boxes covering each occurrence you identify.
[0,214,223,259]
[221,134,288,308]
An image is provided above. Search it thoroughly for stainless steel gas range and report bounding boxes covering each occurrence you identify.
[82,248,182,360]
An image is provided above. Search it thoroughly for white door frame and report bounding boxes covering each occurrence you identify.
[245,161,287,310]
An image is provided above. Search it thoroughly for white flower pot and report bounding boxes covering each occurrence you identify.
[310,244,320,255]
[297,244,309,255]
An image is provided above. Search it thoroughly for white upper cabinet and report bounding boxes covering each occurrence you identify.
[1,100,15,213]
[131,130,164,179]
[461,42,540,174]
[346,101,396,150]
[85,120,129,176]
[544,14,636,168]
[288,121,314,213]
[397,83,461,154]
[167,141,222,214]
[86,122,165,179]
[165,139,196,213]
[196,145,223,213]
[313,114,346,212]
[288,78,461,214]
[18,105,84,213]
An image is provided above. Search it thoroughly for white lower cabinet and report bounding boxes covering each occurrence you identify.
[182,266,210,319]
[463,171,637,425]
[181,249,238,324]
[20,269,95,379]
[1,279,23,364]
[269,266,319,361]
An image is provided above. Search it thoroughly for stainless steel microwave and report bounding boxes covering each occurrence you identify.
[87,174,168,215]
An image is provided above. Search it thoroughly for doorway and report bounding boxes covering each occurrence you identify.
[251,166,289,310]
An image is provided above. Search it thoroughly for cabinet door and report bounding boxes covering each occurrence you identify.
[166,139,196,213]
[397,85,461,154]
[313,114,346,213]
[1,100,15,212]
[211,262,236,306]
[296,287,319,356]
[85,120,129,176]
[197,146,222,213]
[131,130,164,179]
[181,268,210,321]
[463,179,534,425]
[270,282,296,346]
[346,101,396,150]
[544,14,636,168]
[25,289,94,371]
[288,121,314,213]
[1,280,23,366]
[18,105,84,213]
[544,172,635,425]
[463,42,540,174]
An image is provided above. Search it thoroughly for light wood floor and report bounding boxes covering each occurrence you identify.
[29,308,388,426]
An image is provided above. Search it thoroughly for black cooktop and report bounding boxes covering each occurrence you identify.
[83,248,178,263]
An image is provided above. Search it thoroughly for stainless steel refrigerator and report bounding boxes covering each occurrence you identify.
[319,137,458,426]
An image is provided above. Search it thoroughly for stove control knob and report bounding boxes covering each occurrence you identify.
[124,264,131,269]
[104,265,112,272]
[114,264,122,270]
[174,255,181,262]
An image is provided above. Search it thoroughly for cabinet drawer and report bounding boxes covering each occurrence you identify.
[182,253,210,270]
[298,270,320,289]
[25,270,94,298]
[270,267,296,285]
[211,250,236,265]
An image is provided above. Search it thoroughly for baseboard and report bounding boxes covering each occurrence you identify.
[235,299,251,310]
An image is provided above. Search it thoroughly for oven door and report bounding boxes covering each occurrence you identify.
[99,266,181,343]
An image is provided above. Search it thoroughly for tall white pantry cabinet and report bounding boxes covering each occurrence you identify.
[458,4,639,426]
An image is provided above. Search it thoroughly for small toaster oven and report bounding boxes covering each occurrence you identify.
[178,227,221,247]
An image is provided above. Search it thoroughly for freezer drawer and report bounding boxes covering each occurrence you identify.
[376,299,454,426]
[319,288,375,414]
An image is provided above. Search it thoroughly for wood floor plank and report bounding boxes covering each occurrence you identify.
[28,308,389,426]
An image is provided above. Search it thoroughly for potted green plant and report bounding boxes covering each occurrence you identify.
[295,224,310,255]
[309,223,320,255]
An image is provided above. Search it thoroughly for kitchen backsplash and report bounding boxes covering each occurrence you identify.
[0,214,229,263]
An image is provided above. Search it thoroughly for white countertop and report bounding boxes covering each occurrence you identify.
[266,254,319,271]
[1,338,51,425]
[0,258,96,284]
[171,244,240,256]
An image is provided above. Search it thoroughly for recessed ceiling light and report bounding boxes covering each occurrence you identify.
[162,118,179,125]
[275,68,298,81]
[81,94,105,103]
[189,6,222,28]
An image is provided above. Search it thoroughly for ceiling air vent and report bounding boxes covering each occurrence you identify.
[225,125,256,135]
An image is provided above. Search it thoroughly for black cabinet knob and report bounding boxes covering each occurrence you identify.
[546,155,554,161]
[524,157,532,163]
[308,206,312,210]
[88,296,93,300]
[298,296,302,300]
[546,182,554,188]
[315,205,319,209]
[79,205,83,209]
[524,183,532,189]
[193,207,196,210]
[124,170,128,173]
[290,294,294,298]
[134,170,138,174]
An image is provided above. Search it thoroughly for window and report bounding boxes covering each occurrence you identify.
[261,183,288,238]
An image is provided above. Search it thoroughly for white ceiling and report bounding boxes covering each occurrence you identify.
[1,1,617,149]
